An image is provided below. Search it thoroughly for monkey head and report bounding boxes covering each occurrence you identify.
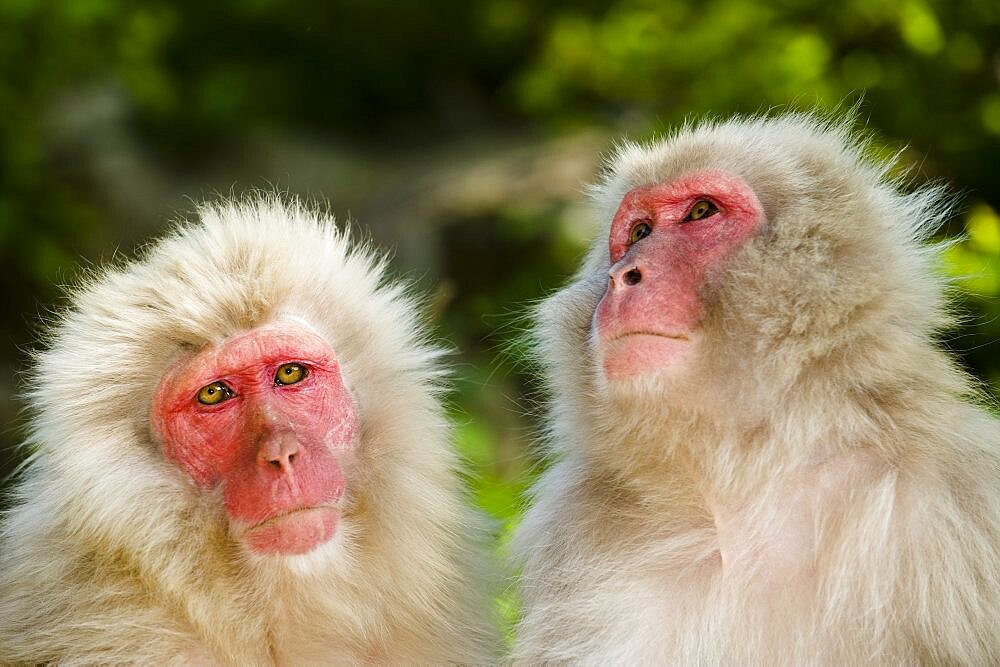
[23,197,466,575]
[541,115,949,428]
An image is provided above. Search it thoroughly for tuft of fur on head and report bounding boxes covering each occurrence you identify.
[0,195,498,664]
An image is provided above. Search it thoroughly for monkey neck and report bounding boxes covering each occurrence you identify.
[585,389,876,511]
[578,403,888,594]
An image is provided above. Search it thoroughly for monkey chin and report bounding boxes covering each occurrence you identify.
[238,506,340,556]
[598,332,696,382]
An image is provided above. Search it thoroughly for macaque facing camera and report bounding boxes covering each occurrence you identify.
[0,198,498,664]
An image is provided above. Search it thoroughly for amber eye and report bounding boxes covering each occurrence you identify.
[628,220,652,245]
[197,381,234,405]
[275,363,308,386]
[684,199,719,222]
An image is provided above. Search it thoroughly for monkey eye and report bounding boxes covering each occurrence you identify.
[683,199,719,222]
[275,363,308,386]
[197,381,235,405]
[628,220,653,245]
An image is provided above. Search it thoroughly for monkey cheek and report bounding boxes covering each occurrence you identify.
[240,506,340,556]
[599,333,695,381]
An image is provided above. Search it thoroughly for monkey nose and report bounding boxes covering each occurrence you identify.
[609,263,643,289]
[258,431,301,474]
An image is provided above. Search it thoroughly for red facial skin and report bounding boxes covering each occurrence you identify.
[151,320,359,556]
[595,170,763,379]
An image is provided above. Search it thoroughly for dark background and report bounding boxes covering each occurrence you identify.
[2,1,998,625]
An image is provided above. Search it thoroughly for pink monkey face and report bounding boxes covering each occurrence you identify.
[151,320,359,556]
[594,170,763,380]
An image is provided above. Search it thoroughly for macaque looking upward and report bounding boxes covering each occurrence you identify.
[0,198,498,664]
[513,115,1000,664]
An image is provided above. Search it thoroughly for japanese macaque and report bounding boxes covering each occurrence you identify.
[0,198,498,664]
[513,114,1000,664]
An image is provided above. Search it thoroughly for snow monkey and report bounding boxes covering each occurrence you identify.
[0,198,499,664]
[513,114,1000,664]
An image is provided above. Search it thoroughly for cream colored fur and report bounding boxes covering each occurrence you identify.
[0,197,498,664]
[513,114,1000,664]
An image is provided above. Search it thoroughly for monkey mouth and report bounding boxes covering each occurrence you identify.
[238,505,340,555]
[245,504,337,530]
[600,331,694,379]
[607,331,691,343]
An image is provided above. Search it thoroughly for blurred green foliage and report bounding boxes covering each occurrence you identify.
[1,0,998,634]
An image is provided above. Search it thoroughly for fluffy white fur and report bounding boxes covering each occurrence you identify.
[513,114,1000,664]
[0,197,498,664]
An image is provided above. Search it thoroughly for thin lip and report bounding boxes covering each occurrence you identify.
[606,331,691,343]
[240,505,338,534]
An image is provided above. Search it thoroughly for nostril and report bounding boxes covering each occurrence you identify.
[264,450,297,471]
[623,267,642,286]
